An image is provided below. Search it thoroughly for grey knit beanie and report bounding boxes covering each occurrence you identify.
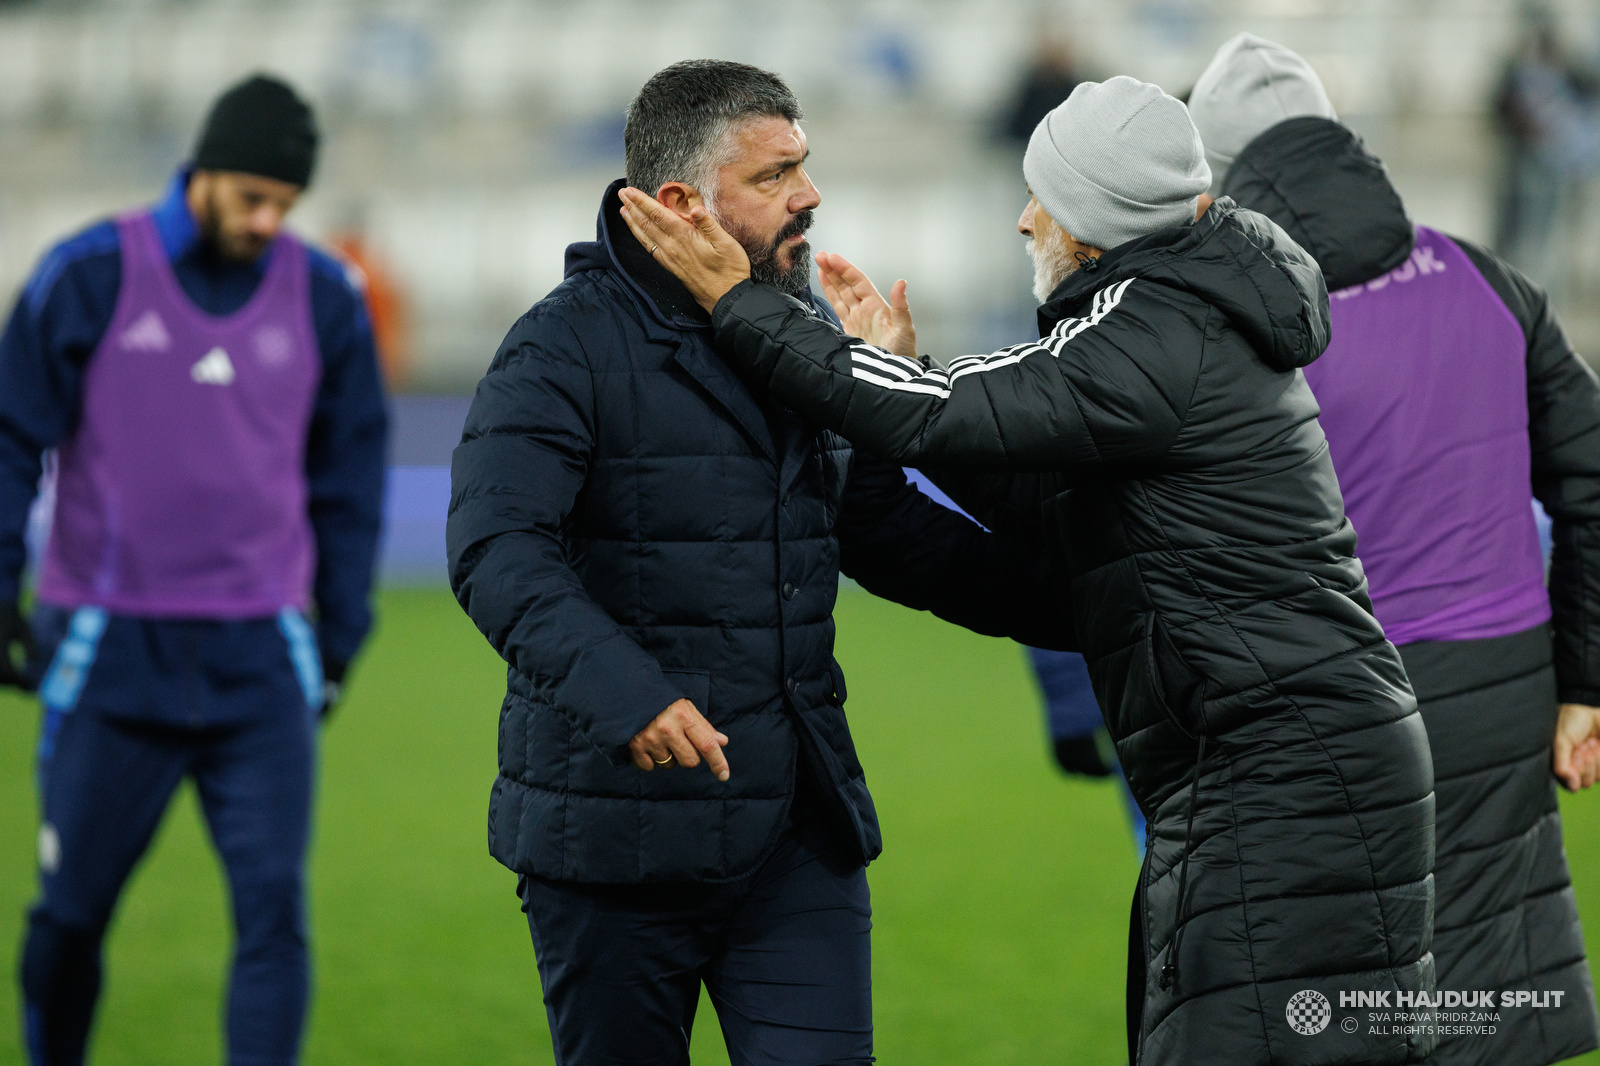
[1022,76,1211,252]
[1187,33,1336,190]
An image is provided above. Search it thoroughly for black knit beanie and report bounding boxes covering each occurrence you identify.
[192,75,318,187]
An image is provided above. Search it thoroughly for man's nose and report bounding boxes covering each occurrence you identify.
[792,171,821,213]
[1017,201,1035,237]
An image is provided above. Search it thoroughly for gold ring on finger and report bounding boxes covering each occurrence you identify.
[653,754,674,766]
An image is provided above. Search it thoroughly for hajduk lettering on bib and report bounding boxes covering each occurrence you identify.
[1303,226,1548,646]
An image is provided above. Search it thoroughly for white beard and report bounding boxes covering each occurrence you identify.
[1027,226,1079,304]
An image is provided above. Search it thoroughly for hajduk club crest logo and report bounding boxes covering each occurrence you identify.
[1287,989,1332,1035]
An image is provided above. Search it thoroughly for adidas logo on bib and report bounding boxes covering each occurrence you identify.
[191,347,236,386]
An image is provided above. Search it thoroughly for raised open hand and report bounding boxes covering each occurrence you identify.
[815,251,916,360]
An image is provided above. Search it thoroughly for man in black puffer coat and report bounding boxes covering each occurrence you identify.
[1191,33,1600,1066]
[623,75,1437,1065]
[448,61,1071,1066]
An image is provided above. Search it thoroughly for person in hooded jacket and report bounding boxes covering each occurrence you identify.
[1189,32,1600,1066]
[622,75,1437,1066]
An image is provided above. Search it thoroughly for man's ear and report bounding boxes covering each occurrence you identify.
[186,170,214,221]
[655,182,703,222]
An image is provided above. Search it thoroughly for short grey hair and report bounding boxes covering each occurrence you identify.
[624,60,802,208]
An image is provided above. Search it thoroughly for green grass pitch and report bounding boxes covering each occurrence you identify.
[3,587,1600,1063]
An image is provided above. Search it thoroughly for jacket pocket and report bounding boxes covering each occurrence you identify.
[826,658,847,707]
[661,668,712,720]
[1146,614,1205,738]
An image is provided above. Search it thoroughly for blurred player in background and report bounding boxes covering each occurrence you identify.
[0,75,387,1066]
[1491,12,1600,285]
[996,30,1087,150]
[1029,647,1146,850]
[1191,33,1600,1065]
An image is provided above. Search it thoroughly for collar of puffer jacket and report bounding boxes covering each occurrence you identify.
[564,178,713,333]
[1223,116,1414,290]
[1038,197,1331,371]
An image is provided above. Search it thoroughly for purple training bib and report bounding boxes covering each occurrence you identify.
[37,210,321,618]
[1305,225,1549,646]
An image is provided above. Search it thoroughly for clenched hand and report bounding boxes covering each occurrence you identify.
[628,698,731,782]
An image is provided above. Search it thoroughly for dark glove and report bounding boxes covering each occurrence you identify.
[1051,729,1117,778]
[0,602,35,692]
[320,656,348,721]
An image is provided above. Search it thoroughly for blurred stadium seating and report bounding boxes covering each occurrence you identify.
[3,0,1599,396]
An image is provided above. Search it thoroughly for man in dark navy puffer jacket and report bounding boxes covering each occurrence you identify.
[446,61,1070,1066]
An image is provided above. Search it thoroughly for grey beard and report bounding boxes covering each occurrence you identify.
[750,241,812,296]
[752,240,812,291]
[1028,231,1079,304]
[715,208,814,297]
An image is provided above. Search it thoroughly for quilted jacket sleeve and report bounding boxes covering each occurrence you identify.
[836,453,1076,650]
[710,279,1199,474]
[447,311,687,764]
[1460,238,1600,704]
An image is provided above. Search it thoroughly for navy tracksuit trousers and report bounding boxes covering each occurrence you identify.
[21,606,321,1066]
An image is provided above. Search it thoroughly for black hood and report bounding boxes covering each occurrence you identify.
[564,177,712,332]
[1222,116,1414,290]
[1040,198,1330,371]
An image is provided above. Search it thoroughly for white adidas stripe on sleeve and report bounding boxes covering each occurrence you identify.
[929,279,1135,389]
[847,344,953,396]
[843,278,1135,400]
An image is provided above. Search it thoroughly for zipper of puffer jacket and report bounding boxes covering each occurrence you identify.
[1135,842,1153,1064]
[1158,733,1207,993]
